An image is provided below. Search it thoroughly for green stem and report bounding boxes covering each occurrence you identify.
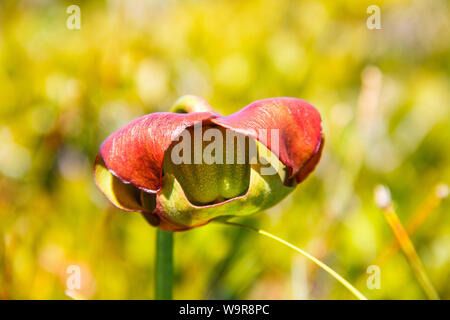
[155,229,174,300]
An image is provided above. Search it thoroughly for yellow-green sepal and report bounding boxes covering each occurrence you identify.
[94,154,156,213]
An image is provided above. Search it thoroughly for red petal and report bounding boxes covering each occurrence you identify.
[295,135,324,183]
[211,98,322,181]
[100,112,216,193]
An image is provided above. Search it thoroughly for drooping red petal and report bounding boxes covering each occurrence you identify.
[100,112,216,193]
[295,135,324,183]
[211,97,323,181]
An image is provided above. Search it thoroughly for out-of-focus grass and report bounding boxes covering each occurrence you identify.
[0,0,449,299]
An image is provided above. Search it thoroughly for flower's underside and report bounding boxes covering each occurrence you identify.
[95,96,323,231]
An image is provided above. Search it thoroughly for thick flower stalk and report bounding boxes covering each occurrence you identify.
[94,95,323,231]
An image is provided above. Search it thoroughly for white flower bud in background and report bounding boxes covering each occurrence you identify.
[435,184,449,199]
[374,184,392,209]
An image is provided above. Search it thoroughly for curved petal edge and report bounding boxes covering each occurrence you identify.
[211,97,323,181]
[99,111,216,193]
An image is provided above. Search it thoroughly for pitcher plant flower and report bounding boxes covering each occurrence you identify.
[94,95,324,231]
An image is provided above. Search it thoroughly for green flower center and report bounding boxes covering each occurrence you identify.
[163,125,253,205]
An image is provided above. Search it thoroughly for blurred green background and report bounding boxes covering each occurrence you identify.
[0,0,449,299]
